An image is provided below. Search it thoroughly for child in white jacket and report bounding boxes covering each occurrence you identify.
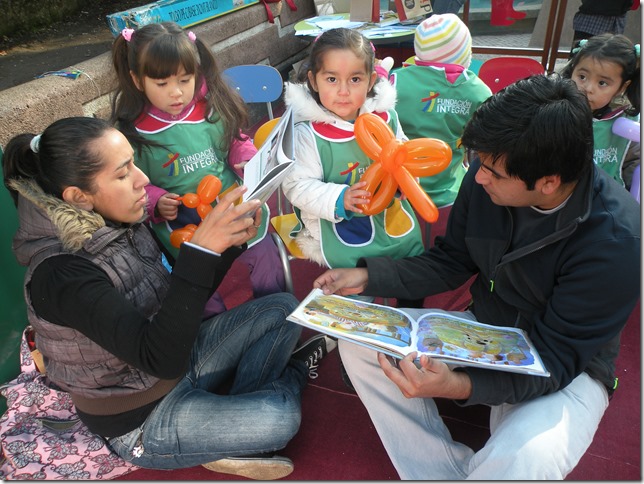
[282,28,424,293]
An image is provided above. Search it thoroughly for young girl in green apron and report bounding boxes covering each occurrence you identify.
[562,33,640,190]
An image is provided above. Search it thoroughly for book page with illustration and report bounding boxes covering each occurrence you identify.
[288,289,550,377]
[242,107,294,205]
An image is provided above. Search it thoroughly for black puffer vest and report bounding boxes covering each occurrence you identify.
[11,179,172,407]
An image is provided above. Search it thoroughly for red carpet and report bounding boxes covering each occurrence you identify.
[118,210,641,481]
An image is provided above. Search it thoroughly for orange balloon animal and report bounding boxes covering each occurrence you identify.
[170,175,222,248]
[354,113,451,223]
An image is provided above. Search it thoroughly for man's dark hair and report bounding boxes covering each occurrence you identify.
[461,74,594,189]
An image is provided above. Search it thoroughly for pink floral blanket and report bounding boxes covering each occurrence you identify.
[0,328,138,480]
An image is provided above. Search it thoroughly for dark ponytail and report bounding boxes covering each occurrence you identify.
[3,117,112,205]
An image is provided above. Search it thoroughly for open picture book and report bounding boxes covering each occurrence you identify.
[242,106,294,206]
[288,289,550,377]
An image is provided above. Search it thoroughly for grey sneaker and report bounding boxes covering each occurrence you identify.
[202,454,294,480]
[292,334,338,379]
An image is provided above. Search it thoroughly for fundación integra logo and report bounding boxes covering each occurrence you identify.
[163,147,220,176]
[421,91,473,115]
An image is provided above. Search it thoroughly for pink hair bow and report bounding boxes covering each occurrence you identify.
[122,28,135,41]
[187,31,196,42]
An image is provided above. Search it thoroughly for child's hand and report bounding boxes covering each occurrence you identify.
[344,181,370,214]
[233,160,249,171]
[156,193,181,220]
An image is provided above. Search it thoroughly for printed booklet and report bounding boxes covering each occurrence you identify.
[288,289,550,377]
[242,106,294,206]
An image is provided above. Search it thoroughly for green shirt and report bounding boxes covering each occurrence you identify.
[135,100,268,257]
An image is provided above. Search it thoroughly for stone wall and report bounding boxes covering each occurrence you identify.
[0,0,316,146]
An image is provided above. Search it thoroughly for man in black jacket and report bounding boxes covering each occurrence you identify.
[313,74,641,479]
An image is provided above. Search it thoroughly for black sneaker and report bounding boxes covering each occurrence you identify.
[339,358,356,393]
[203,454,294,480]
[292,334,337,379]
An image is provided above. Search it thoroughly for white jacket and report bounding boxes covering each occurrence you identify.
[281,79,405,265]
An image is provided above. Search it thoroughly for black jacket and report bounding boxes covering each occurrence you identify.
[579,0,633,16]
[361,161,640,406]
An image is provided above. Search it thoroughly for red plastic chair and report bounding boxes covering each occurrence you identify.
[478,57,545,94]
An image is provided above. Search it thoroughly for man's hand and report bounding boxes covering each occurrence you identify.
[378,352,472,400]
[313,268,369,296]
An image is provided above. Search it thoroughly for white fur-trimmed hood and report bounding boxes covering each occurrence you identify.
[284,77,398,124]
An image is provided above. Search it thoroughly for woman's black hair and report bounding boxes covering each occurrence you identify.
[3,117,112,205]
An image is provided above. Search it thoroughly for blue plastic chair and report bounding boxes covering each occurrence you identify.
[222,64,283,120]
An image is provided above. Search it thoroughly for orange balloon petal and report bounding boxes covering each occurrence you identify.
[182,193,200,208]
[396,169,439,223]
[403,139,452,178]
[363,175,398,215]
[170,227,195,248]
[359,163,398,215]
[354,113,395,161]
[197,203,213,219]
[197,175,222,204]
[360,162,385,193]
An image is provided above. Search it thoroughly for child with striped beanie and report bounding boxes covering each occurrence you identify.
[414,13,472,68]
[388,13,491,209]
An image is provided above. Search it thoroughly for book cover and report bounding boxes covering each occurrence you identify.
[288,289,550,377]
[393,0,432,21]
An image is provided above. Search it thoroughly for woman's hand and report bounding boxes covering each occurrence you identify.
[189,186,262,253]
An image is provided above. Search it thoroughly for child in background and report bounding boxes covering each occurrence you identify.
[569,0,635,56]
[390,14,492,209]
[110,22,285,318]
[561,33,640,189]
[281,27,424,307]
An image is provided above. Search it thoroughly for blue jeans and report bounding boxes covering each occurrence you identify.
[107,293,307,469]
[203,236,287,319]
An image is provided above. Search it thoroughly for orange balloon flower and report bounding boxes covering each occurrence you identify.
[170,175,222,248]
[354,113,452,223]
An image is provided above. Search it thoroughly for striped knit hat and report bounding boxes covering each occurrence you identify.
[414,13,472,68]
